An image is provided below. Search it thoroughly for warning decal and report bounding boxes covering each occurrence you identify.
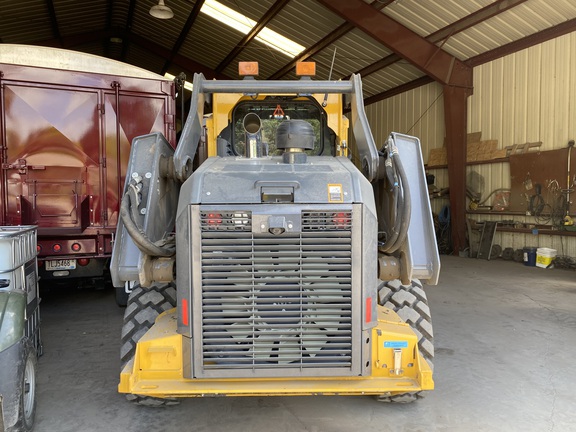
[327,184,343,202]
[384,341,409,349]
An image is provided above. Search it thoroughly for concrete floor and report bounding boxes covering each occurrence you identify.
[34,256,575,432]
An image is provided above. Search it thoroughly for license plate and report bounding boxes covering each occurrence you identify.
[46,259,76,271]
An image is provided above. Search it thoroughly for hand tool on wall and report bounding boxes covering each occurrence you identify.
[564,140,575,226]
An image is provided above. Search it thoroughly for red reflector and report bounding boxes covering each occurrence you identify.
[207,213,222,225]
[52,244,62,253]
[366,297,372,323]
[78,258,90,266]
[182,298,189,326]
[72,242,81,252]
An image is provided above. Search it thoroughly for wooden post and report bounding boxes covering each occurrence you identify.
[444,85,471,253]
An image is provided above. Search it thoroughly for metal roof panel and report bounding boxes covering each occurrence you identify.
[180,13,245,71]
[266,0,346,48]
[54,0,107,37]
[0,0,54,43]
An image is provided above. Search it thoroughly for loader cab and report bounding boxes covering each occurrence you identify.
[229,97,330,157]
[201,62,350,162]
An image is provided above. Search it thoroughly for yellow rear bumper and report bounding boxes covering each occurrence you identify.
[119,307,433,398]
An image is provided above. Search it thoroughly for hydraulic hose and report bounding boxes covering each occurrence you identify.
[128,184,143,227]
[119,185,175,257]
[389,148,411,253]
[380,154,401,251]
[379,137,411,254]
[478,188,511,206]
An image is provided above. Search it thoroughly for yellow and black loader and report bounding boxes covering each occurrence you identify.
[110,61,439,405]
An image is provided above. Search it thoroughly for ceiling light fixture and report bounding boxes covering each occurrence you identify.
[200,0,304,58]
[149,0,174,19]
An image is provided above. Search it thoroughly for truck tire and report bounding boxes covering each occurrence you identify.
[120,283,178,406]
[11,341,37,432]
[376,279,434,403]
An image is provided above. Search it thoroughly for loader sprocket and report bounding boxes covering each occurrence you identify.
[120,283,178,406]
[376,279,434,403]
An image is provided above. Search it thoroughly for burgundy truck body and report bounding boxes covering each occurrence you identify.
[0,46,176,282]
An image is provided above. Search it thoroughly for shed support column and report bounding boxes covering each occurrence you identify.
[443,85,470,254]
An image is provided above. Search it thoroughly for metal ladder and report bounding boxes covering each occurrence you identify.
[476,221,498,260]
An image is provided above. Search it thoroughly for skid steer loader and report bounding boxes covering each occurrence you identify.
[110,62,439,405]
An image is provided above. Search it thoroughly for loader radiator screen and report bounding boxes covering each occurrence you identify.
[195,208,358,377]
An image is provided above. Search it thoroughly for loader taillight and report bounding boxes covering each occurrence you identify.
[37,245,42,253]
[333,212,351,229]
[52,244,62,253]
[207,213,222,225]
[72,242,81,252]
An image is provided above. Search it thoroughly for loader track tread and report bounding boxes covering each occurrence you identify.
[120,283,178,407]
[376,279,434,404]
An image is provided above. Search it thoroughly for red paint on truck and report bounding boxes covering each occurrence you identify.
[0,47,176,281]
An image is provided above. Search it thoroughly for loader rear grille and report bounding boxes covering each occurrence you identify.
[198,209,354,374]
[200,211,252,231]
[302,211,352,231]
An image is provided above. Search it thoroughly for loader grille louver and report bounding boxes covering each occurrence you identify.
[302,211,352,231]
[198,209,354,374]
[200,211,252,232]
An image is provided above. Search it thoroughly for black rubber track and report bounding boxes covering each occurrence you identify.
[376,279,434,403]
[120,283,178,406]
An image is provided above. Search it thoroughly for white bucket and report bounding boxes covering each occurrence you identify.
[536,247,557,268]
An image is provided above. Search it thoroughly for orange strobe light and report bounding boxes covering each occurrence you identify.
[239,62,259,77]
[296,62,316,77]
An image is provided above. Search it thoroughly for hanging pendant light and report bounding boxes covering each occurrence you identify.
[149,0,174,19]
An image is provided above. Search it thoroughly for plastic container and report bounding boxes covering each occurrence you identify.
[523,247,537,266]
[536,248,557,268]
[0,226,37,272]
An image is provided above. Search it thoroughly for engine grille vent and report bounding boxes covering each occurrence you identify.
[302,211,352,231]
[200,211,252,232]
[198,209,354,374]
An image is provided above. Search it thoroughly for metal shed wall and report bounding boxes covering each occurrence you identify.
[364,81,448,213]
[364,31,576,258]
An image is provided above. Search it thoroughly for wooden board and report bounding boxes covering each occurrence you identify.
[467,132,482,144]
[505,142,542,156]
[509,148,575,213]
[467,140,498,162]
[427,137,504,167]
[428,147,447,166]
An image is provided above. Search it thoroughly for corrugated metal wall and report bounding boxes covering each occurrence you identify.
[365,81,448,213]
[364,32,576,258]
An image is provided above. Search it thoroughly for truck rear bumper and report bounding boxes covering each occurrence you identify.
[38,256,107,280]
[119,308,433,399]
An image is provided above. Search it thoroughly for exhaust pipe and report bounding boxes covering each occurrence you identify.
[243,113,264,158]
